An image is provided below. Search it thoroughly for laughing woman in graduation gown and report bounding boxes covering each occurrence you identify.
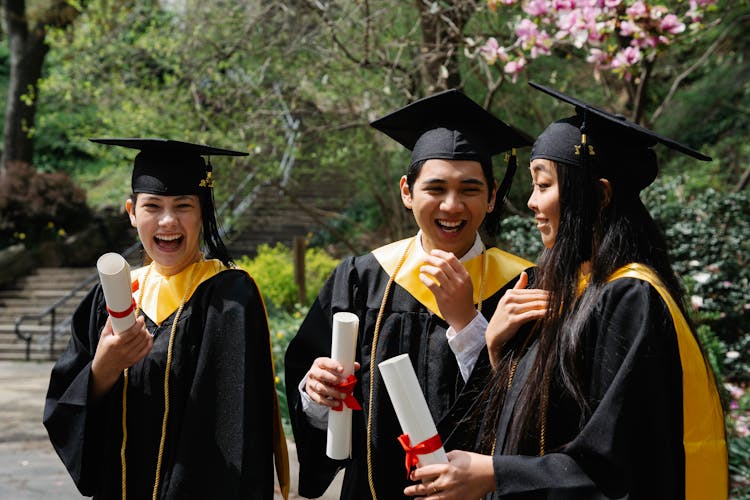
[284,90,534,500]
[43,139,289,500]
[405,84,728,500]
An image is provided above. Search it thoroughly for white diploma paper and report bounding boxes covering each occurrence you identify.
[96,252,136,334]
[378,353,448,467]
[326,312,360,460]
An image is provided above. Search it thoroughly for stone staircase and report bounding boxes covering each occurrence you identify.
[0,267,97,361]
[226,170,353,259]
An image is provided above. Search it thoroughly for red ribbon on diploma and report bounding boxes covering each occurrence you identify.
[331,374,362,412]
[397,433,444,478]
[107,298,136,319]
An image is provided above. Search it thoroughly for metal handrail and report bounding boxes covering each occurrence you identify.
[12,88,301,361]
[13,241,143,361]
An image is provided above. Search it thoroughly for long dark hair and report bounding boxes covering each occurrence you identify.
[197,186,233,267]
[481,159,695,454]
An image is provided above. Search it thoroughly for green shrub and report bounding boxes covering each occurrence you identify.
[644,178,750,360]
[726,381,750,497]
[268,304,308,435]
[0,161,90,248]
[237,242,339,313]
[497,214,544,262]
[238,244,337,431]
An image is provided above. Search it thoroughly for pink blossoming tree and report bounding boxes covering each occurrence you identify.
[474,0,720,122]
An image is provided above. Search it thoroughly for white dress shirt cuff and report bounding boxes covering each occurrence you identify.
[446,312,488,382]
[298,373,329,430]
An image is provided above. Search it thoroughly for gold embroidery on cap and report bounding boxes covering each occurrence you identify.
[573,144,596,156]
[199,172,215,188]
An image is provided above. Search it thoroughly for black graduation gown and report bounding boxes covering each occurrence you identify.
[44,270,275,499]
[490,275,725,499]
[285,239,532,500]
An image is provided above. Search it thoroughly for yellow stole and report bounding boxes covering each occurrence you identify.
[130,260,290,499]
[132,259,226,325]
[608,263,727,499]
[372,237,533,319]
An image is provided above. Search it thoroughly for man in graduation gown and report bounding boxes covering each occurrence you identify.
[284,90,534,500]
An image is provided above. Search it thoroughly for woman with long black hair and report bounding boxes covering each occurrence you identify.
[404,84,727,499]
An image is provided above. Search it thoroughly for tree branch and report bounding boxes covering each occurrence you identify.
[734,164,750,193]
[650,13,750,123]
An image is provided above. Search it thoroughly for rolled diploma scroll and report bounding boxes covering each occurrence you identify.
[378,353,448,467]
[96,252,136,334]
[326,312,360,460]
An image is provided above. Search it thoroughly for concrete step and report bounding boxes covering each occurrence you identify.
[0,266,85,362]
[0,290,91,301]
[0,324,63,334]
[0,304,79,315]
[0,338,70,361]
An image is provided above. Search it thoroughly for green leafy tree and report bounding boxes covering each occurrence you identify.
[2,0,80,172]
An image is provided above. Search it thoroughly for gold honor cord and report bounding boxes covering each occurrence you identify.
[365,240,486,499]
[492,330,547,457]
[120,261,200,500]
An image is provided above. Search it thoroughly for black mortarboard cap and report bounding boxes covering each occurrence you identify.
[528,82,710,191]
[369,89,533,169]
[89,138,248,195]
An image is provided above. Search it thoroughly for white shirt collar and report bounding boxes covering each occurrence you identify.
[415,230,484,262]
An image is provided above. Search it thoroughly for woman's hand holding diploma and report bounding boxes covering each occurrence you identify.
[403,450,495,499]
[90,316,152,400]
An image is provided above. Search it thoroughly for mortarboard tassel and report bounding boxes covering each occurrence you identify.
[199,159,215,188]
[497,148,518,205]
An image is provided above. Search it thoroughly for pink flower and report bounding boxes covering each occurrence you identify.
[725,382,745,400]
[660,14,685,34]
[686,1,703,22]
[603,0,621,6]
[619,19,640,37]
[524,0,549,17]
[611,46,642,68]
[516,18,541,39]
[588,23,609,43]
[626,1,648,18]
[556,11,590,47]
[480,37,509,65]
[586,47,610,65]
[690,295,704,310]
[530,31,553,57]
[633,35,659,48]
[504,57,527,82]
[650,5,668,19]
[556,10,579,31]
[553,0,576,10]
